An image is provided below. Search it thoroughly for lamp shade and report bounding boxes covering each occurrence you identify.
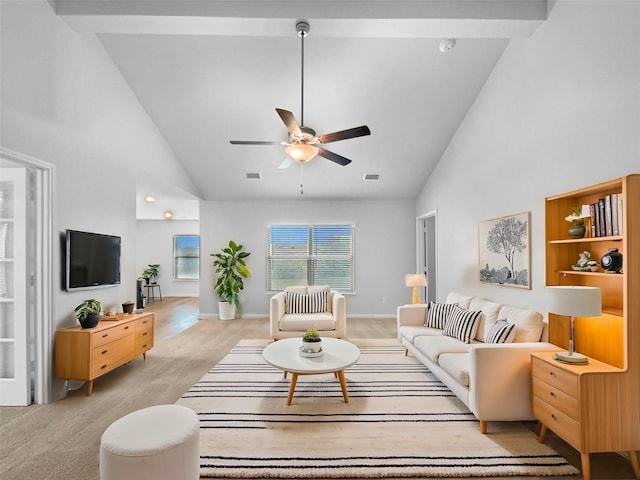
[405,274,427,287]
[546,286,602,317]
[286,144,318,162]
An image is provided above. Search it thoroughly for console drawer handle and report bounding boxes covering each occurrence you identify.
[102,350,108,355]
[550,391,556,398]
[142,332,148,337]
[102,334,108,338]
[124,326,130,330]
[101,364,108,370]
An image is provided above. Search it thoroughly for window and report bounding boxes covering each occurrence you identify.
[267,225,354,292]
[173,235,200,280]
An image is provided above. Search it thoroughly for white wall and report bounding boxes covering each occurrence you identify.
[0,0,200,400]
[136,220,200,297]
[416,0,640,315]
[199,200,416,317]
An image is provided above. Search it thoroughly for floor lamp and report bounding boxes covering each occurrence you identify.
[546,285,601,365]
[405,274,427,304]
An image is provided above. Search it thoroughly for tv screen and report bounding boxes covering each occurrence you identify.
[65,230,121,291]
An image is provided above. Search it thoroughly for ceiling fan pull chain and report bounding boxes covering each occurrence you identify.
[300,162,304,195]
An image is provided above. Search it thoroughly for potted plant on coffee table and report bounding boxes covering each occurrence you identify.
[300,328,323,356]
[211,240,251,320]
[74,299,101,329]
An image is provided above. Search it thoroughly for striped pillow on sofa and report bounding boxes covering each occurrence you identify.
[442,305,482,343]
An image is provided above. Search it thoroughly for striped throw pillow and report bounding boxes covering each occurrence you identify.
[442,305,482,343]
[426,302,458,329]
[485,319,516,344]
[285,291,328,314]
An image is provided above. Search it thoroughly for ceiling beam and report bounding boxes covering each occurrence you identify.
[55,0,547,38]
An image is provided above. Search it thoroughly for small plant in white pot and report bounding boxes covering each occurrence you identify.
[211,240,251,320]
[300,328,322,355]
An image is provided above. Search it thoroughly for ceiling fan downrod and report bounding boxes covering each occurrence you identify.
[296,20,309,127]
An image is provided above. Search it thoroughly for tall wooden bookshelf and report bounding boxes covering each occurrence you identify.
[538,174,639,479]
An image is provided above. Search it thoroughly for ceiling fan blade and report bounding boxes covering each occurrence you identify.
[230,140,285,145]
[317,148,352,166]
[276,108,302,137]
[278,157,293,169]
[318,125,371,144]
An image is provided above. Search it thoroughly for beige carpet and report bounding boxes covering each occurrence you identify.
[177,340,579,478]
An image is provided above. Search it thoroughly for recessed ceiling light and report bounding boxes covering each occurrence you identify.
[145,195,156,203]
[364,174,380,181]
[245,172,262,179]
[163,210,173,219]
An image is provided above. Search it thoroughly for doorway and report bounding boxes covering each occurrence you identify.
[417,211,437,304]
[0,147,53,405]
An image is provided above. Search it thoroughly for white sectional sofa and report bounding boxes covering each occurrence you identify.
[398,292,560,434]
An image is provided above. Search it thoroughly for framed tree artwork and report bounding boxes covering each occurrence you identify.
[478,211,531,289]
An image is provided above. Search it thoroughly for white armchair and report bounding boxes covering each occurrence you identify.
[270,285,346,340]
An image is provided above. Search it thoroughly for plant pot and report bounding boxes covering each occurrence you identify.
[568,225,586,239]
[218,301,236,320]
[79,313,100,329]
[122,302,135,314]
[301,339,322,354]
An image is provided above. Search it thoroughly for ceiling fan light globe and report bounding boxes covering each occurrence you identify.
[286,144,318,163]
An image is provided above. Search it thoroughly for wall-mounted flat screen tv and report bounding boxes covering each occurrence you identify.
[65,229,121,291]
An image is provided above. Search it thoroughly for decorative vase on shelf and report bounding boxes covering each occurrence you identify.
[568,224,586,239]
[601,248,623,273]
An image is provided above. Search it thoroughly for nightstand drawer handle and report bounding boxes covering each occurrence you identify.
[551,414,557,420]
[142,332,148,336]
[550,391,556,398]
[102,350,108,355]
[101,364,108,370]
[549,371,556,377]
[124,326,130,330]
[102,334,109,338]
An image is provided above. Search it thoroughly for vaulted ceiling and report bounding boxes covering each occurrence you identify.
[55,0,547,219]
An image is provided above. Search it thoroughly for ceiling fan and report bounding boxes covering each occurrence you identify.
[230,20,371,168]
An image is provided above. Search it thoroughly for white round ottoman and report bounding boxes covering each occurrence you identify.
[100,404,200,480]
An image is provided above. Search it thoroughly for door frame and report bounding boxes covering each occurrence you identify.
[0,147,54,404]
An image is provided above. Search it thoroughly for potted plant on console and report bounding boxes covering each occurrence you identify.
[74,299,101,329]
[142,264,160,285]
[211,240,251,320]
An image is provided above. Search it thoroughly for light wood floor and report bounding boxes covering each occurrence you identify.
[0,297,636,480]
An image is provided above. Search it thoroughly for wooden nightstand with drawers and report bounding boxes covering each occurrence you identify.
[531,351,639,480]
[55,312,154,395]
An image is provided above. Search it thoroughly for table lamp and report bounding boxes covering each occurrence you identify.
[546,285,601,364]
[405,274,427,304]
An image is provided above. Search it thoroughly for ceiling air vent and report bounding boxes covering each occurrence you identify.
[245,172,262,180]
[363,173,380,181]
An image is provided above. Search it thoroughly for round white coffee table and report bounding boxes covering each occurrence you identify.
[262,337,360,405]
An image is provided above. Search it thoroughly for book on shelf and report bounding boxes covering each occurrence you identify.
[605,194,613,237]
[598,198,606,237]
[611,193,619,236]
[590,203,597,237]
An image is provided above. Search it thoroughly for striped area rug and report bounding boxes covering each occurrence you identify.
[177,340,578,478]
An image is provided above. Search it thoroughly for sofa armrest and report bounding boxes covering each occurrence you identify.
[332,290,347,338]
[269,292,286,338]
[397,305,428,338]
[468,342,562,421]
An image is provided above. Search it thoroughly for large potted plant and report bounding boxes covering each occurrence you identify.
[74,299,101,329]
[211,240,251,320]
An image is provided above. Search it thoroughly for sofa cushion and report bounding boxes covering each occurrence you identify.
[485,319,516,344]
[279,312,335,331]
[468,298,502,342]
[414,334,472,365]
[438,353,470,387]
[426,302,458,329]
[285,291,328,314]
[498,305,544,342]
[442,306,482,344]
[445,292,473,309]
[399,325,442,344]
